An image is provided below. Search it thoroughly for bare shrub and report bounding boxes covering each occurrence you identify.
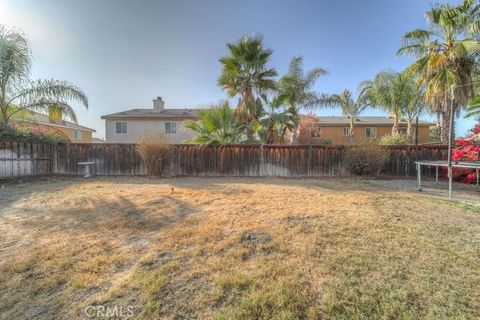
[137,134,172,177]
[344,140,389,176]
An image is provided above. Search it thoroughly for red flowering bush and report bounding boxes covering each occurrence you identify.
[450,123,480,183]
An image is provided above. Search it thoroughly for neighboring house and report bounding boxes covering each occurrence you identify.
[295,115,435,145]
[17,112,95,143]
[92,138,105,144]
[101,97,200,143]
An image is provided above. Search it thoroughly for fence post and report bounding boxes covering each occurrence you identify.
[52,144,58,174]
[307,145,312,177]
[260,144,264,177]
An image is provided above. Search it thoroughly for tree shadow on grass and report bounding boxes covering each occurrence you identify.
[14,193,200,237]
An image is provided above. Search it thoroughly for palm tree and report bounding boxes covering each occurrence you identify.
[318,87,371,137]
[277,56,327,143]
[368,70,427,141]
[217,35,277,139]
[0,26,88,127]
[257,94,298,144]
[397,0,480,143]
[466,96,480,119]
[368,71,405,134]
[183,101,247,145]
[47,103,80,123]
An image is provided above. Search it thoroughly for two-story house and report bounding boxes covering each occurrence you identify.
[101,97,200,143]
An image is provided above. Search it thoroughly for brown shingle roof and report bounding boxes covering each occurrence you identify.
[101,108,203,119]
[302,115,435,126]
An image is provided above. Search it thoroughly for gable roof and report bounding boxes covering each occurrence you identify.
[101,108,203,120]
[302,115,435,127]
[21,112,96,132]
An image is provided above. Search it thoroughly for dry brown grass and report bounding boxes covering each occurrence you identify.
[0,177,479,319]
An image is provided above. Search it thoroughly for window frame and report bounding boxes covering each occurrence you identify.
[115,122,128,134]
[73,130,83,140]
[310,127,321,139]
[365,127,377,139]
[165,122,177,134]
[342,127,350,136]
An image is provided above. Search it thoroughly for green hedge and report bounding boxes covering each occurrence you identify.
[0,126,68,144]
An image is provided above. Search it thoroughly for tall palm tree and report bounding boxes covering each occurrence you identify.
[277,56,327,143]
[183,101,247,145]
[217,35,277,139]
[0,26,88,127]
[318,88,371,137]
[257,93,298,144]
[368,70,427,141]
[397,0,480,143]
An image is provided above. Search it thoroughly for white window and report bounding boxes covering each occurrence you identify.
[165,122,176,134]
[73,130,82,140]
[365,127,377,139]
[343,127,350,136]
[115,122,127,134]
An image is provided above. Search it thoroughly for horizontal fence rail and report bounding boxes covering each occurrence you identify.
[0,142,449,179]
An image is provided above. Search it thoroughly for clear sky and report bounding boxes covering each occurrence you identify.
[0,0,476,138]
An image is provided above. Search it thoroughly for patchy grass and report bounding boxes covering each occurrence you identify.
[0,177,479,319]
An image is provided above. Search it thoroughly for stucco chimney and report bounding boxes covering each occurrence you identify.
[153,97,165,112]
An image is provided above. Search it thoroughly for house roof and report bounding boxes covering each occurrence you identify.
[302,115,435,127]
[25,112,96,132]
[101,108,203,120]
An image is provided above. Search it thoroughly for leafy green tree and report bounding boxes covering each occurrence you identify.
[277,56,327,143]
[398,0,480,142]
[318,88,371,137]
[217,36,277,139]
[0,26,88,127]
[257,94,298,144]
[183,101,247,145]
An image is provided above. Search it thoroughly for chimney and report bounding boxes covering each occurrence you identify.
[153,97,165,112]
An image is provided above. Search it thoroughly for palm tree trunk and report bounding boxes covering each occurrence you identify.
[1,107,8,128]
[349,118,355,144]
[392,114,399,134]
[291,127,298,145]
[441,108,455,144]
[406,119,414,144]
[266,123,275,144]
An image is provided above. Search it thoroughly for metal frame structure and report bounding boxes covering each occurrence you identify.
[415,83,480,198]
[416,160,480,198]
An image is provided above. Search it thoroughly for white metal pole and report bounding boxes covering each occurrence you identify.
[447,85,455,199]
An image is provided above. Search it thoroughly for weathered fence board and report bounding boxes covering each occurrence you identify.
[0,142,53,178]
[0,142,449,179]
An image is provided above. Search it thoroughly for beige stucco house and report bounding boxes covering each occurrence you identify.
[101,97,200,144]
[295,115,435,145]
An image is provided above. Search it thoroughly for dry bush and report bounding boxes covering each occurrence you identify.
[137,134,172,177]
[344,140,389,176]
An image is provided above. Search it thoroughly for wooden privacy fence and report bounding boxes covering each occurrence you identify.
[0,142,55,177]
[1,142,449,179]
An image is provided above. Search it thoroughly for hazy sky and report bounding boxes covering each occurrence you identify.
[0,0,476,138]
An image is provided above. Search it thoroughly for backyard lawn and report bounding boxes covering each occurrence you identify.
[0,177,479,319]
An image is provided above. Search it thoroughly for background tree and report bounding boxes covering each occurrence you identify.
[318,87,371,137]
[257,94,298,144]
[0,26,88,127]
[368,70,406,134]
[398,0,480,143]
[277,56,327,143]
[183,101,247,145]
[217,35,277,139]
[368,70,427,142]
